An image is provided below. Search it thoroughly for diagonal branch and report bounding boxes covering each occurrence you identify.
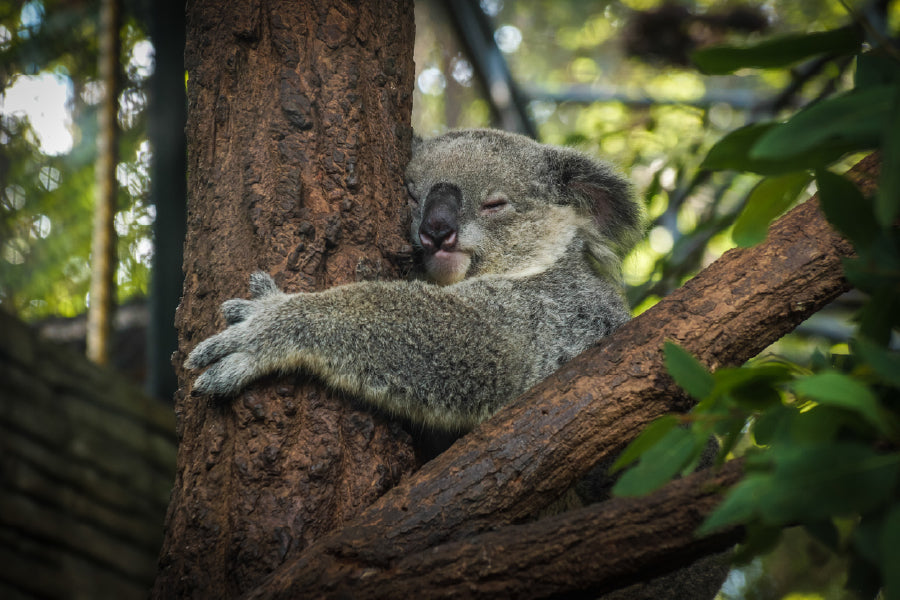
[247,155,877,598]
[312,460,745,600]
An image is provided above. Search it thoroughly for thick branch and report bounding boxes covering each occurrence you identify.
[249,155,877,598]
[327,461,744,600]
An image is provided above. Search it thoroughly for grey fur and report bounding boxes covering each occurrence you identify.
[186,129,642,431]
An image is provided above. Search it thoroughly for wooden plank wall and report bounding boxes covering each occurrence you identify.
[0,310,176,599]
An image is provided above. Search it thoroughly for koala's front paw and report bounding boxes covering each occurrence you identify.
[185,272,284,397]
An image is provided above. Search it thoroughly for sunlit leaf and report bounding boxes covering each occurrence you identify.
[663,341,714,399]
[692,26,862,75]
[732,172,809,247]
[750,86,895,162]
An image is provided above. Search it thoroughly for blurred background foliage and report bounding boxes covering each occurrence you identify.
[1,0,153,318]
[1,1,898,598]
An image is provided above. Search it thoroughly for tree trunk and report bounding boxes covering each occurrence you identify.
[152,1,416,597]
[86,0,121,365]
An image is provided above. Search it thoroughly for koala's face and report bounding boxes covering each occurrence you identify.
[405,130,581,285]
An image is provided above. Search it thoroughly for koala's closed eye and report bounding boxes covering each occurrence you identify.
[481,194,509,213]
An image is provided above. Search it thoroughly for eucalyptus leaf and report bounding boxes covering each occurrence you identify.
[612,427,699,497]
[732,172,810,247]
[793,372,889,435]
[876,85,900,227]
[762,443,900,523]
[853,337,900,388]
[702,123,849,175]
[692,26,862,75]
[730,380,782,410]
[699,474,771,534]
[856,52,900,88]
[610,415,680,473]
[713,363,795,393]
[663,341,714,399]
[750,86,895,162]
[752,405,797,446]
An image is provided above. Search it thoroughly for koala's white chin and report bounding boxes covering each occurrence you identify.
[425,250,471,286]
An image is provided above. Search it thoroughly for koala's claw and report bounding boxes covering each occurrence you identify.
[185,272,285,396]
[192,352,256,397]
[184,329,241,370]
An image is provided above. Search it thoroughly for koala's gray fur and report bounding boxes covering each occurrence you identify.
[186,129,642,430]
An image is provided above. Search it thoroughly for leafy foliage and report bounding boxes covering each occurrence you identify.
[614,15,900,600]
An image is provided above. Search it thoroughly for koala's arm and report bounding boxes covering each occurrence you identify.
[186,272,536,429]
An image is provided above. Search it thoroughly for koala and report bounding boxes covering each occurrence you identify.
[185,129,642,431]
[186,129,729,598]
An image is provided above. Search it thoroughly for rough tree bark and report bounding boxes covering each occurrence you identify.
[152,1,416,597]
[241,155,877,598]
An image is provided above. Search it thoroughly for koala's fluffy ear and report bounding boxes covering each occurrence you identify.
[547,147,643,257]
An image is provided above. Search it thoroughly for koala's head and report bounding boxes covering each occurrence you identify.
[405,129,642,285]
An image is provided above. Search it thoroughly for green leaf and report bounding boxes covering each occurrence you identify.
[730,380,782,410]
[854,337,900,388]
[762,443,899,523]
[856,52,900,88]
[612,427,699,497]
[699,474,772,534]
[881,507,900,600]
[713,363,795,394]
[663,341,714,399]
[815,170,880,249]
[692,26,862,75]
[792,372,889,435]
[876,84,900,227]
[750,86,896,162]
[752,405,797,446]
[731,524,783,565]
[732,172,810,247]
[610,415,680,473]
[856,287,900,345]
[790,406,847,444]
[702,123,850,175]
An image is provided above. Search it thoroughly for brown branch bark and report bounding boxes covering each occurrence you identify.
[247,155,878,598]
[297,461,745,600]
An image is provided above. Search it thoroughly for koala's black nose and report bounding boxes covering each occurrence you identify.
[419,183,461,253]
